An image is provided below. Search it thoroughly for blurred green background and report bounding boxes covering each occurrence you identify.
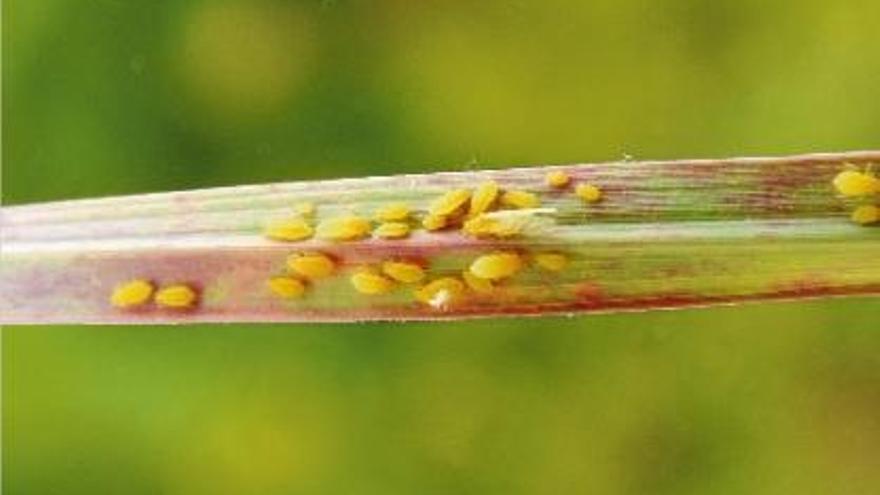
[3,1,880,493]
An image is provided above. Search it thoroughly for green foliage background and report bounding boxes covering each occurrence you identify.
[3,1,880,493]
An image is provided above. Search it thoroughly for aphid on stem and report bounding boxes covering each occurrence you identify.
[382,261,426,284]
[374,222,411,239]
[287,252,336,280]
[110,279,155,309]
[575,183,603,203]
[374,203,411,222]
[832,169,880,197]
[267,276,306,299]
[316,216,372,241]
[500,190,540,209]
[350,270,396,295]
[414,277,466,308]
[545,170,571,189]
[469,252,524,281]
[154,284,198,309]
[429,189,471,217]
[468,180,500,218]
[264,217,313,241]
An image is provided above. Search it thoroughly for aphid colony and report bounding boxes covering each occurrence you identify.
[111,170,597,311]
[264,248,570,309]
[264,171,601,242]
[109,163,879,312]
[832,166,880,225]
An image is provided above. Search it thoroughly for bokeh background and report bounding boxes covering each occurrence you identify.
[4,0,880,493]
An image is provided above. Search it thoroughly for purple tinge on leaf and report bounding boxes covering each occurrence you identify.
[1,151,879,324]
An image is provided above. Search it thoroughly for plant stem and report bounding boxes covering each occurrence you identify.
[2,151,879,324]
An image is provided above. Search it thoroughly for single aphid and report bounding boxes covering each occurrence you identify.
[350,270,396,295]
[534,252,569,272]
[414,277,465,308]
[110,279,155,308]
[316,216,372,241]
[462,270,494,294]
[287,252,336,279]
[468,180,500,217]
[429,188,471,217]
[851,204,880,225]
[422,214,448,231]
[469,252,523,281]
[545,170,571,188]
[374,202,411,222]
[575,183,603,203]
[267,276,306,299]
[264,217,314,242]
[382,261,426,284]
[500,190,540,209]
[154,284,198,309]
[295,202,316,217]
[833,170,880,197]
[374,222,411,239]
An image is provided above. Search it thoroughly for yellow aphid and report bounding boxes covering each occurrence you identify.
[469,252,523,281]
[374,221,411,239]
[316,216,372,241]
[851,204,880,225]
[382,261,426,284]
[462,214,522,238]
[429,188,471,217]
[414,277,465,307]
[287,252,335,279]
[534,252,569,272]
[422,214,448,231]
[545,170,571,188]
[110,279,154,308]
[462,270,494,294]
[295,202,316,217]
[500,190,540,209]
[833,170,880,197]
[350,270,395,295]
[575,183,603,203]
[264,217,314,242]
[374,202,411,222]
[155,284,198,309]
[267,276,306,299]
[468,180,500,217]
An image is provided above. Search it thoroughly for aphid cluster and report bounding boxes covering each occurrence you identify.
[263,171,603,244]
[111,169,602,313]
[334,249,574,310]
[111,279,198,310]
[458,174,602,239]
[832,165,880,226]
[407,250,571,309]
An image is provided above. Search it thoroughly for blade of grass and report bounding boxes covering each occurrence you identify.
[2,151,879,324]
